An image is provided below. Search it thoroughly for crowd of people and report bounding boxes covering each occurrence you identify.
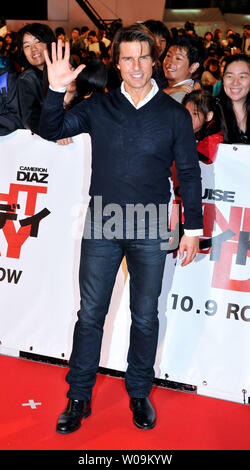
[0,17,250,150]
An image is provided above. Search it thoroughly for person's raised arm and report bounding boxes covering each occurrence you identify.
[39,40,89,142]
[44,40,85,90]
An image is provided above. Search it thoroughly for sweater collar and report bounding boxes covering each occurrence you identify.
[120,79,159,109]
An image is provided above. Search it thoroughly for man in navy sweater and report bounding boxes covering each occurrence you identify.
[39,24,203,434]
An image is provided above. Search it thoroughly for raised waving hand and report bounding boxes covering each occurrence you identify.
[44,40,85,90]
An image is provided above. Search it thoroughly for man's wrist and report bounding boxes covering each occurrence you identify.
[184,229,203,237]
[49,85,67,93]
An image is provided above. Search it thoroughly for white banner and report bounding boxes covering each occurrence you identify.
[0,131,249,404]
[0,130,91,359]
[157,144,250,404]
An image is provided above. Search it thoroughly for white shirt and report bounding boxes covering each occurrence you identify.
[173,79,194,88]
[121,78,159,109]
[120,79,203,237]
[88,42,100,53]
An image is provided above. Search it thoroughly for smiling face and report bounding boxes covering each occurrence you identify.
[22,33,47,70]
[223,60,250,104]
[117,40,154,100]
[163,45,199,86]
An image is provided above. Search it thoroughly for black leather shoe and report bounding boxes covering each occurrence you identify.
[130,397,156,430]
[56,399,91,434]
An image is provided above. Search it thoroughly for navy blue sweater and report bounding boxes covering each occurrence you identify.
[39,87,203,230]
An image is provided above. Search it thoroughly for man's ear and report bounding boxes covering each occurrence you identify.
[117,64,120,70]
[189,62,200,74]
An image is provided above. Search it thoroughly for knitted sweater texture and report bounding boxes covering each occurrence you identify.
[40,87,203,230]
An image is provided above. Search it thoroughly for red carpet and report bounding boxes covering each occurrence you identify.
[0,354,249,451]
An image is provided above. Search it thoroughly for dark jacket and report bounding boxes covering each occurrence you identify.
[0,56,23,136]
[17,66,44,135]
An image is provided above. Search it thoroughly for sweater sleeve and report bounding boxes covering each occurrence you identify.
[172,108,203,231]
[39,88,91,141]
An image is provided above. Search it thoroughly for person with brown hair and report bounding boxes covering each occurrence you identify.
[39,23,203,434]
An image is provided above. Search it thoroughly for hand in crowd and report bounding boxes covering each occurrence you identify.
[57,137,73,145]
[193,81,201,90]
[44,39,85,90]
[163,84,194,95]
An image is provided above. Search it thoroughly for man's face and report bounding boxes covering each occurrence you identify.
[71,29,79,41]
[88,35,97,43]
[163,45,197,85]
[117,41,154,96]
[22,33,47,70]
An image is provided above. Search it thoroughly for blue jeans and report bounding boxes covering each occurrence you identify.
[66,212,167,400]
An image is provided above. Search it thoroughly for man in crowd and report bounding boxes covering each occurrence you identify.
[162,35,205,102]
[87,30,101,55]
[17,22,56,135]
[39,23,203,434]
[70,27,82,55]
[242,25,250,55]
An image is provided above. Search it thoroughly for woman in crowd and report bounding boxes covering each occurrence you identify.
[218,54,250,144]
[144,19,171,89]
[213,28,222,47]
[182,89,223,164]
[226,33,242,55]
[212,56,228,96]
[203,31,214,53]
[17,22,56,135]
[201,57,220,90]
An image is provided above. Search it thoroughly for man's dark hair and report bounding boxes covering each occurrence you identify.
[143,20,170,41]
[111,23,159,67]
[18,23,56,54]
[88,30,97,38]
[165,35,205,67]
[17,23,56,67]
[184,21,196,33]
[55,27,65,37]
[144,19,170,61]
[81,26,89,34]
